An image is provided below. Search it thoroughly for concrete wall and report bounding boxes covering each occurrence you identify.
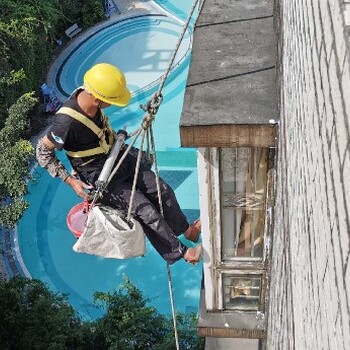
[267,0,350,349]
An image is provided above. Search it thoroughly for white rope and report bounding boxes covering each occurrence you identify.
[149,125,180,348]
[126,131,146,221]
[167,263,180,350]
[148,3,202,346]
[92,2,202,348]
[156,0,201,95]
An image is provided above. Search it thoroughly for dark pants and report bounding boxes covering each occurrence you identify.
[98,150,189,264]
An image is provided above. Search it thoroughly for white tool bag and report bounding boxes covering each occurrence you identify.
[73,205,146,259]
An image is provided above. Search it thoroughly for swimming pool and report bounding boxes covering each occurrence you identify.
[18,2,201,319]
[51,15,192,103]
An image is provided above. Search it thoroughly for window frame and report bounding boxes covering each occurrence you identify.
[219,147,272,264]
[201,147,275,311]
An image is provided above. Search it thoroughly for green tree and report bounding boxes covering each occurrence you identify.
[93,276,204,350]
[93,276,168,350]
[0,92,37,226]
[0,276,204,349]
[0,277,85,350]
[0,0,105,127]
[57,0,105,29]
[153,312,205,350]
[0,14,53,126]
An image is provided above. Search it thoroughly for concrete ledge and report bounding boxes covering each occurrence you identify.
[205,337,259,350]
[198,289,265,339]
[179,0,277,148]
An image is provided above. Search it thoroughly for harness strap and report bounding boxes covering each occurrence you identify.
[57,107,114,158]
[66,146,110,158]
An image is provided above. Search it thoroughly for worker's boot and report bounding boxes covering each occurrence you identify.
[184,219,201,242]
[184,244,202,265]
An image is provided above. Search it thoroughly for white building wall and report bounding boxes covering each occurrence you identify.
[268,0,350,349]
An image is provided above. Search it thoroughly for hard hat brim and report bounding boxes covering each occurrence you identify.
[83,63,131,107]
[100,87,131,107]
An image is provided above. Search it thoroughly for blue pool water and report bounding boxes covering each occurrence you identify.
[52,15,192,104]
[18,1,201,319]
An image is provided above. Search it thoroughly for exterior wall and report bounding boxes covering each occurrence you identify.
[205,337,258,350]
[268,0,350,349]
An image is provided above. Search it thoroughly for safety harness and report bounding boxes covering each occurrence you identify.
[57,106,115,158]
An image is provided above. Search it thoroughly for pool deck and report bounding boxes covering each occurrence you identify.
[0,226,22,280]
[109,0,181,21]
[0,226,10,281]
[116,0,158,13]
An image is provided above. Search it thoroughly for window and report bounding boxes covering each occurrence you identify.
[198,146,274,317]
[223,273,265,311]
[220,147,270,260]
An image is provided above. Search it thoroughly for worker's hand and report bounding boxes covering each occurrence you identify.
[65,176,93,199]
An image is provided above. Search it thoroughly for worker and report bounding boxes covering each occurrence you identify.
[36,63,202,265]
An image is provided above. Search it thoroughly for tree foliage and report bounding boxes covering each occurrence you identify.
[0,276,204,350]
[152,312,205,350]
[0,277,84,350]
[0,0,104,127]
[93,276,168,350]
[0,0,105,223]
[93,276,204,350]
[0,93,37,226]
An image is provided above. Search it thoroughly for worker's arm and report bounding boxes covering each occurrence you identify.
[36,136,93,199]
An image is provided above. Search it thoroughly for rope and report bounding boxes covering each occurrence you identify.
[145,0,202,113]
[167,263,180,350]
[149,125,180,348]
[92,1,202,348]
[149,127,163,217]
[127,131,146,221]
[147,5,202,346]
[156,0,201,95]
[125,1,202,345]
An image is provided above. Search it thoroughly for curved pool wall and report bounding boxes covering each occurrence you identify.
[49,14,192,103]
[18,3,201,319]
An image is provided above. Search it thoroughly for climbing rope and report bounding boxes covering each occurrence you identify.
[146,0,202,115]
[91,1,202,348]
[149,5,202,346]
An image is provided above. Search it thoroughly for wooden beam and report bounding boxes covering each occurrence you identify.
[180,124,276,148]
[198,326,265,339]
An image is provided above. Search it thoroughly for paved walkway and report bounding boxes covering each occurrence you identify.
[0,226,19,280]
[116,0,154,12]
[0,247,8,281]
[106,0,168,16]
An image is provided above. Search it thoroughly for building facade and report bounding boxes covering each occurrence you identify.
[180,0,350,349]
[268,1,350,349]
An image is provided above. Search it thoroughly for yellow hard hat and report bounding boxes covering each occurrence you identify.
[83,63,131,107]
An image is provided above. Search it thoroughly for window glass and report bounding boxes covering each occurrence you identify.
[221,148,269,259]
[223,274,262,311]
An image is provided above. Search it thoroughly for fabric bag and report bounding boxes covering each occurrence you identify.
[73,205,146,259]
